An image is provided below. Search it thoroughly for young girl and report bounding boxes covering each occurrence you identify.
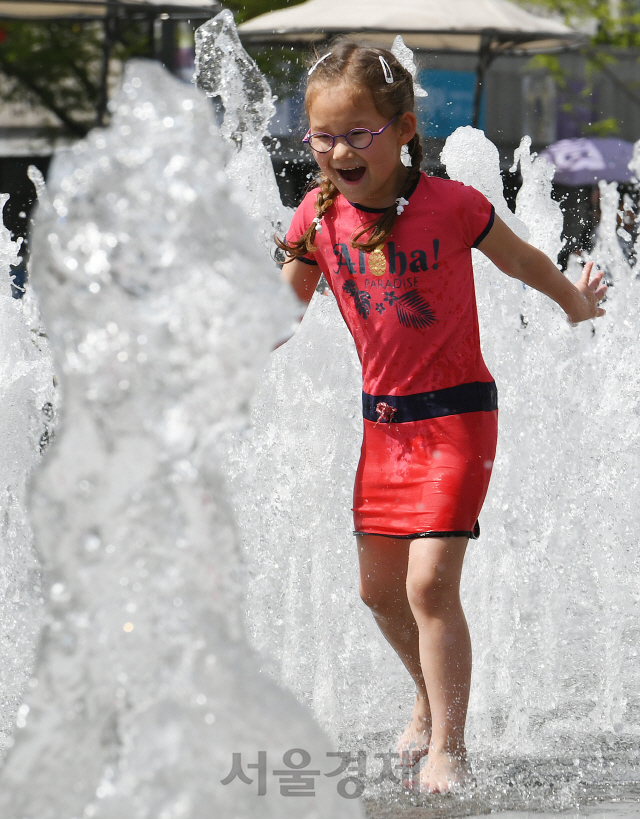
[278,42,606,793]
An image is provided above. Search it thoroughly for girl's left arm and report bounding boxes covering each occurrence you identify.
[477,214,607,324]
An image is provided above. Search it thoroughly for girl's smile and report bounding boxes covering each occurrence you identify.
[306,85,416,209]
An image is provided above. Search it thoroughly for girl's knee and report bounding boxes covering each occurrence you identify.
[359,579,384,611]
[359,577,400,613]
[406,564,459,615]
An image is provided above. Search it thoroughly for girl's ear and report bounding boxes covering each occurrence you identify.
[398,111,417,146]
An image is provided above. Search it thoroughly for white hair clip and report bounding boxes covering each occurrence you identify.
[379,55,394,84]
[308,52,332,76]
[391,35,428,97]
[313,216,323,233]
[396,197,409,215]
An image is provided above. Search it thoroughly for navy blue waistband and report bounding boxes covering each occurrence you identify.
[362,381,498,424]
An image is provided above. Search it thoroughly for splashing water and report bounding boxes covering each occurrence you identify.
[27,165,46,200]
[0,191,54,757]
[592,179,633,282]
[512,134,564,262]
[0,9,638,817]
[194,8,291,253]
[0,59,363,819]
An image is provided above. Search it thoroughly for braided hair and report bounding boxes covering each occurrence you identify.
[276,40,425,259]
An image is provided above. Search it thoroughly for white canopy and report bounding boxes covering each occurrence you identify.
[238,0,580,53]
[0,0,218,19]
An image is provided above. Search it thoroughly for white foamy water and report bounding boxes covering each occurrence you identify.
[0,57,363,819]
[0,187,55,755]
[0,10,637,817]
[194,9,292,254]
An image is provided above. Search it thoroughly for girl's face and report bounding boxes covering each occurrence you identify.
[306,83,417,209]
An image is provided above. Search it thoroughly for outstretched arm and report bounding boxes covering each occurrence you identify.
[281,258,322,304]
[477,214,606,324]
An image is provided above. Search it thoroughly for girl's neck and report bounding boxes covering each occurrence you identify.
[354,163,411,210]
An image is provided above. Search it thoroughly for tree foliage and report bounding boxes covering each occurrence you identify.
[533,0,640,48]
[0,20,150,136]
[0,3,306,136]
[526,0,640,136]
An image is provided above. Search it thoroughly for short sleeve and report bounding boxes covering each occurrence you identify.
[457,184,495,249]
[285,191,319,266]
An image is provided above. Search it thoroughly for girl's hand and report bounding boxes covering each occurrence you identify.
[567,261,607,325]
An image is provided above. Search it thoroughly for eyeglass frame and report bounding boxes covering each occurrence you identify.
[302,115,399,153]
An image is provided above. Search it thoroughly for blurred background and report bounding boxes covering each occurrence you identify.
[4,0,640,293]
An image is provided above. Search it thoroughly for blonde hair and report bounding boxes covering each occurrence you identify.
[277,40,424,259]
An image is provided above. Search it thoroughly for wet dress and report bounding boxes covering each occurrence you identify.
[286,172,498,539]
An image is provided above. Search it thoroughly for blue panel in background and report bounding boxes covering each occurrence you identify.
[416,70,485,138]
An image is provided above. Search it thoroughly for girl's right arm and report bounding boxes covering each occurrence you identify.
[477,215,606,324]
[281,258,322,304]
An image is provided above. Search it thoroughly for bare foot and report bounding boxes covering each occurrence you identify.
[418,748,470,793]
[397,693,432,767]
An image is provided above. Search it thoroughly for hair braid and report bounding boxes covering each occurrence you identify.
[407,132,424,175]
[275,173,339,259]
[399,132,424,202]
[316,174,338,223]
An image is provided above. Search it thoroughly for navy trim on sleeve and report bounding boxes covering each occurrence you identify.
[472,205,495,248]
[297,257,319,266]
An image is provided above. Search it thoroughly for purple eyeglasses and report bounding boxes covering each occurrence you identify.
[302,115,399,153]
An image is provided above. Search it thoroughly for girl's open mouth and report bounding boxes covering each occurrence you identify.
[338,167,366,182]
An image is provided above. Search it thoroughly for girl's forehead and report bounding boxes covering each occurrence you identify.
[306,82,380,123]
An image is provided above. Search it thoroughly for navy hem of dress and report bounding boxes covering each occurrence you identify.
[353,521,480,540]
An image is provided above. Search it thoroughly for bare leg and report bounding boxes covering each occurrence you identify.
[357,535,431,764]
[406,536,471,793]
